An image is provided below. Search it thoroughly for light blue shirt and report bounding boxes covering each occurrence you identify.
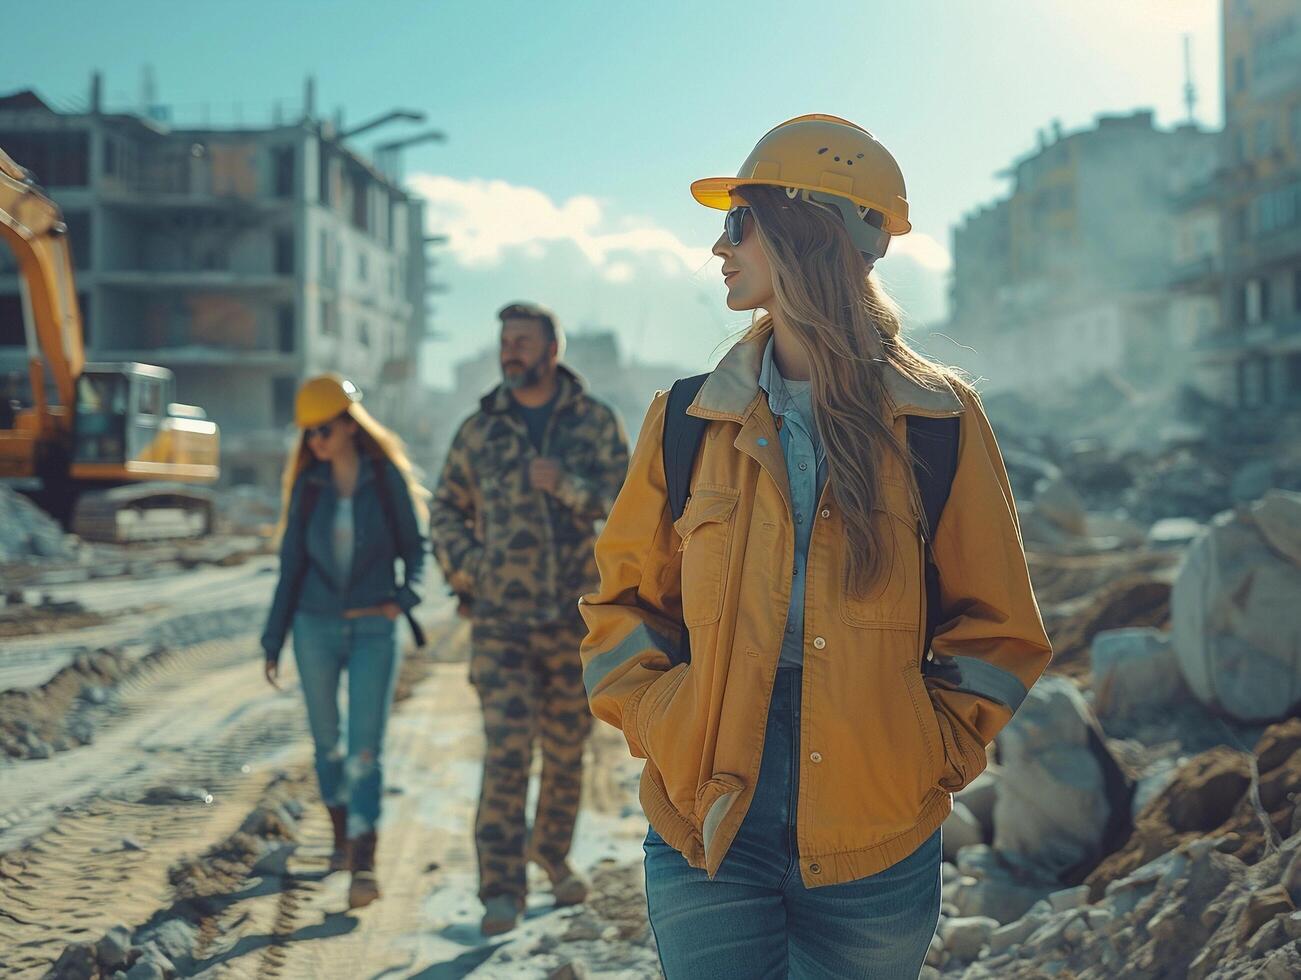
[332,495,355,585]
[757,337,829,668]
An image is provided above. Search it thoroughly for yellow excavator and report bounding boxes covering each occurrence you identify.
[0,145,221,541]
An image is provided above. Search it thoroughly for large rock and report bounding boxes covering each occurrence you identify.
[1171,491,1301,723]
[955,768,1000,839]
[942,801,985,860]
[938,915,998,962]
[1091,628,1188,723]
[1033,475,1089,536]
[993,676,1132,883]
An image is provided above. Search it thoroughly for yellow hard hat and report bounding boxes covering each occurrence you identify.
[691,114,911,258]
[295,373,362,428]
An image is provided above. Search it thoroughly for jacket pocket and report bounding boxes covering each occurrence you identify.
[672,486,739,628]
[694,772,746,855]
[902,662,946,795]
[840,489,923,629]
[638,663,691,762]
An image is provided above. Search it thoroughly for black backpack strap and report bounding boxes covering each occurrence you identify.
[661,374,711,666]
[907,416,961,666]
[663,374,711,522]
[370,456,427,648]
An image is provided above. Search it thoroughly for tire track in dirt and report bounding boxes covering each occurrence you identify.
[0,631,311,978]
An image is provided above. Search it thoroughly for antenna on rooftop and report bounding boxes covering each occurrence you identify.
[1183,35,1198,125]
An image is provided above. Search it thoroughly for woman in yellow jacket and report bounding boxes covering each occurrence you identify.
[579,115,1052,979]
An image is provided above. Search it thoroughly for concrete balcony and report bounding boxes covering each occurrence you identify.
[97,270,295,293]
[1196,315,1301,360]
[92,346,298,369]
[1168,255,1221,290]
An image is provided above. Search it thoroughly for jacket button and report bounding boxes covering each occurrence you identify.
[926,650,935,662]
[812,636,826,650]
[820,508,831,519]
[809,863,822,874]
[810,751,823,763]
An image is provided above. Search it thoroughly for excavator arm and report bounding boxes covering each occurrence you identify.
[0,145,84,426]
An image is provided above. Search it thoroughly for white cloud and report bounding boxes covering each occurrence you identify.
[407,173,712,275]
[890,231,951,271]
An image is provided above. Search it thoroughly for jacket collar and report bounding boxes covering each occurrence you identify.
[302,456,379,490]
[688,321,964,423]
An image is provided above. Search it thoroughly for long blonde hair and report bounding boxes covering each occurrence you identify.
[273,402,430,545]
[743,185,959,595]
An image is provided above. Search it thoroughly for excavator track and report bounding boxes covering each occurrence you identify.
[71,483,215,543]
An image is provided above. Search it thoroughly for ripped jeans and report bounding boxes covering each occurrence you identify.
[292,611,401,837]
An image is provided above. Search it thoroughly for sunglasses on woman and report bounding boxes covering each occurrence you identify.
[725,205,751,246]
[305,421,335,441]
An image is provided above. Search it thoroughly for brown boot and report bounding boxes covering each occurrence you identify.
[327,806,349,872]
[347,831,380,909]
[480,895,523,936]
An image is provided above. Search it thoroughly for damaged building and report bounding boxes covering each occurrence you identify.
[0,75,431,488]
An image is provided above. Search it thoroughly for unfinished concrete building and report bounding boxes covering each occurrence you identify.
[0,77,430,487]
[945,112,1218,392]
[1189,0,1301,411]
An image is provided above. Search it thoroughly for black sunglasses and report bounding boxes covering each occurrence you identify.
[305,420,335,440]
[725,205,751,246]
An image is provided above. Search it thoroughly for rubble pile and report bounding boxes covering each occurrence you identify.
[44,771,311,980]
[1044,575,1171,678]
[0,485,77,563]
[930,718,1301,978]
[0,646,135,759]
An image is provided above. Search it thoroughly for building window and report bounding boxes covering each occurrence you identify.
[0,294,24,346]
[1294,268,1301,313]
[1232,206,1249,242]
[276,304,295,352]
[1255,118,1276,156]
[1234,55,1246,92]
[1292,103,1301,147]
[1288,353,1301,398]
[272,146,295,199]
[63,211,92,270]
[358,252,368,282]
[1253,182,1301,236]
[230,465,257,486]
[1246,277,1271,324]
[0,130,90,187]
[274,230,295,276]
[358,319,370,347]
[103,137,118,177]
[320,298,338,336]
[351,173,369,233]
[272,376,297,427]
[1237,356,1272,408]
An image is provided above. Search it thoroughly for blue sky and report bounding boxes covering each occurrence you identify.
[5,0,1221,386]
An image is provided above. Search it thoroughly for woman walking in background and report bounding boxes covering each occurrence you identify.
[260,374,428,909]
[580,115,1052,978]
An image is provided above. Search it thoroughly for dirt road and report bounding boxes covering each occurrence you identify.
[0,558,657,978]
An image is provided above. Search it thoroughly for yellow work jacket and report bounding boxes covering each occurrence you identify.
[579,329,1052,887]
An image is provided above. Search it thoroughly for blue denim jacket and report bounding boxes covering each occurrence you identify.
[757,337,829,668]
[260,457,426,662]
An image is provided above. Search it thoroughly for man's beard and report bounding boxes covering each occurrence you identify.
[501,360,543,390]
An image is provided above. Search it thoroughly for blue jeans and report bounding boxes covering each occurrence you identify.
[644,666,942,979]
[292,611,401,837]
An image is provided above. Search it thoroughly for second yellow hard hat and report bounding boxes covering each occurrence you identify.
[295,373,362,428]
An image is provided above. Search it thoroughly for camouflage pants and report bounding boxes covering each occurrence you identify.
[470,613,592,902]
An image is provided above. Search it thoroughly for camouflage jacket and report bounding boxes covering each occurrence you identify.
[430,365,630,625]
